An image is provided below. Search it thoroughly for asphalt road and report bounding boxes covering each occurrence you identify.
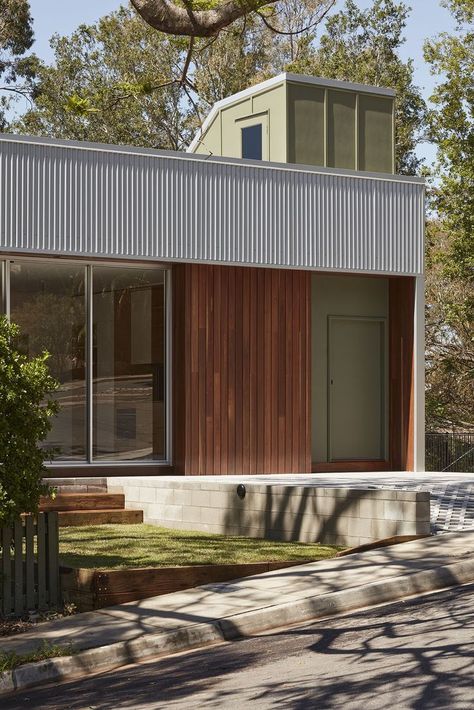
[5,584,474,710]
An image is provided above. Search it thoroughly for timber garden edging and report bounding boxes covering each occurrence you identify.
[60,560,310,612]
[0,512,60,616]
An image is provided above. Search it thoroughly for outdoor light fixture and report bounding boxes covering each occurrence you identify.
[237,484,246,500]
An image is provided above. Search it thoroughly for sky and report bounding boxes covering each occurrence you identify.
[25,0,458,164]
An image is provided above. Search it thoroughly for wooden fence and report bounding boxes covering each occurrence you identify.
[0,512,59,617]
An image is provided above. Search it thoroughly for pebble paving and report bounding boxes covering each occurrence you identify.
[354,481,474,534]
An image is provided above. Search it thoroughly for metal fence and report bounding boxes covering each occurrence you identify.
[0,512,59,617]
[426,432,474,473]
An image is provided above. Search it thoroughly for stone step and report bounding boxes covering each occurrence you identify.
[40,493,125,512]
[57,509,143,527]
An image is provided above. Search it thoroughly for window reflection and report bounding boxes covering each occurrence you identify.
[9,262,87,460]
[92,267,166,461]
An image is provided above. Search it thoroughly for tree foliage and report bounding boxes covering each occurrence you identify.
[192,0,328,107]
[423,0,474,430]
[425,223,474,430]
[0,0,36,128]
[14,2,331,146]
[15,0,425,174]
[424,0,474,280]
[0,317,60,525]
[16,7,189,149]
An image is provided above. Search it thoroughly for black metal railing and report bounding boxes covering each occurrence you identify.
[426,432,474,473]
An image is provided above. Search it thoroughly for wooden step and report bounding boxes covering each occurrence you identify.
[57,509,143,527]
[40,493,125,512]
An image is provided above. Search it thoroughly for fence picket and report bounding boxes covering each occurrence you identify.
[25,515,35,610]
[37,513,47,609]
[47,512,59,606]
[13,520,23,616]
[1,526,12,615]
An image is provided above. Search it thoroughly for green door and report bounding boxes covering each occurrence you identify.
[328,316,386,461]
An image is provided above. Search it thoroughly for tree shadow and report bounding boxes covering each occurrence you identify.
[7,584,474,710]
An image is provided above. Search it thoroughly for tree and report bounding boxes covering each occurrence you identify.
[14,2,330,146]
[14,0,425,174]
[16,7,189,149]
[192,0,324,109]
[0,317,59,526]
[0,0,36,128]
[293,0,426,174]
[424,0,474,281]
[424,0,474,431]
[425,222,474,430]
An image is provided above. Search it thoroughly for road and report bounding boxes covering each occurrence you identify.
[5,584,474,710]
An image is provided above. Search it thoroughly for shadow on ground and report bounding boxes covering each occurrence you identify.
[7,584,474,710]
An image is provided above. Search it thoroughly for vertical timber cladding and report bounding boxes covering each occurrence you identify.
[389,276,415,471]
[173,263,311,475]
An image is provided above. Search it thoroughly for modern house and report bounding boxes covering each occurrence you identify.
[0,73,425,479]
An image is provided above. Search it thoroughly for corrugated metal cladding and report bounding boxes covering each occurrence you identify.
[0,137,424,275]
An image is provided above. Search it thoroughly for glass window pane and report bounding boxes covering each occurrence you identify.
[9,261,87,460]
[242,124,262,160]
[92,266,166,461]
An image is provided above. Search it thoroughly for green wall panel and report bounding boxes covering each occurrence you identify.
[359,94,393,173]
[287,83,325,166]
[327,90,356,170]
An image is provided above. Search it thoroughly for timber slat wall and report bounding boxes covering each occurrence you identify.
[173,264,311,475]
[0,512,59,616]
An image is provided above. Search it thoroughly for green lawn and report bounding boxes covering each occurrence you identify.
[59,524,340,569]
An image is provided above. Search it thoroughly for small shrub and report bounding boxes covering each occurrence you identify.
[0,316,60,526]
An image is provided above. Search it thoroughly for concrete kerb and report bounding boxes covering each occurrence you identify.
[2,556,474,697]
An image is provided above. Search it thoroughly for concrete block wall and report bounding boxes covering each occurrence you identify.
[107,477,431,547]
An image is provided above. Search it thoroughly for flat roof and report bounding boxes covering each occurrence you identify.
[188,72,396,153]
[0,131,424,276]
[0,132,422,186]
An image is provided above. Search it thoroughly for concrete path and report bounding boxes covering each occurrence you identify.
[182,473,474,533]
[3,530,474,659]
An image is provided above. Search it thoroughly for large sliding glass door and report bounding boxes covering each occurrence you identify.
[92,267,166,461]
[2,258,168,464]
[9,261,87,460]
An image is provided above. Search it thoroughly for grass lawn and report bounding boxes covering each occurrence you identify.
[59,524,341,569]
[0,642,75,672]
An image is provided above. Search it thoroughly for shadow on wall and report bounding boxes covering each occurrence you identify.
[222,485,374,545]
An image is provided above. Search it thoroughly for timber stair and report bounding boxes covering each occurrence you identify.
[39,493,143,527]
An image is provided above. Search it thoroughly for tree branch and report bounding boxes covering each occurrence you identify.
[180,36,194,84]
[255,1,335,37]
[0,83,34,107]
[130,0,281,37]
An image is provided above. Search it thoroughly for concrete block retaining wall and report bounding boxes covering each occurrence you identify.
[107,478,431,547]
